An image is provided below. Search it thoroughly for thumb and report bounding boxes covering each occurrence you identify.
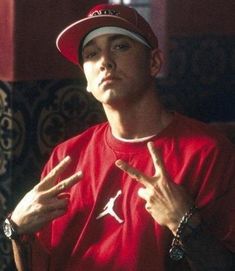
[138,187,149,201]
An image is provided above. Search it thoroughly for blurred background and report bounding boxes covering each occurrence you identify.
[0,0,234,270]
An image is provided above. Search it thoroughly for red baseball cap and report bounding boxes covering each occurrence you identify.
[56,3,158,68]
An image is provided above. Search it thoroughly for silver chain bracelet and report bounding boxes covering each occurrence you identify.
[169,205,197,261]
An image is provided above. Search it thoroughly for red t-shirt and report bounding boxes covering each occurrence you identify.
[32,113,235,271]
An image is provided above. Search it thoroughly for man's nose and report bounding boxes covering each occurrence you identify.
[99,50,115,71]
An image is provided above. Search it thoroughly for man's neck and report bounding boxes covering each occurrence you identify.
[103,92,173,140]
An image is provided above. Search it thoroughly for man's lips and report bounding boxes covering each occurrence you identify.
[99,76,120,85]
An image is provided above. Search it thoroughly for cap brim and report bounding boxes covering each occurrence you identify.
[56,15,146,67]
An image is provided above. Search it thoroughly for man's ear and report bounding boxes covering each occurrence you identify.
[150,49,164,77]
[86,86,91,92]
[86,81,92,92]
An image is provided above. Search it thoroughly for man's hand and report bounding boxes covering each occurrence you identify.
[115,141,193,234]
[11,156,83,235]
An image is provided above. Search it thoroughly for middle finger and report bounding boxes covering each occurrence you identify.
[43,171,83,198]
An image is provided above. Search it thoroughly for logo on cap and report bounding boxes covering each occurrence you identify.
[89,9,120,17]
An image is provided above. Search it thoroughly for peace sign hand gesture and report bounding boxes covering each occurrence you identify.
[11,156,83,235]
[115,142,194,234]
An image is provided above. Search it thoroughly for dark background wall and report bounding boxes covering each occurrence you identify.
[0,1,234,270]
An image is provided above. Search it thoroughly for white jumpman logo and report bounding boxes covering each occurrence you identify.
[96,190,124,223]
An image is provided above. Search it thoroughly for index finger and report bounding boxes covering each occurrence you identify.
[147,142,165,177]
[115,160,153,188]
[39,156,72,191]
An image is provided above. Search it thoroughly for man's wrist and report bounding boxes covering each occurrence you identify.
[169,205,199,261]
[180,212,201,240]
[2,214,33,243]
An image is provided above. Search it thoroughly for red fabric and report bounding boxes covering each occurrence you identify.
[32,113,235,271]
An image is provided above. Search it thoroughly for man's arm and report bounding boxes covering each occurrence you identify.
[12,237,52,271]
[4,156,83,270]
[181,219,235,271]
[12,240,31,271]
[115,141,235,271]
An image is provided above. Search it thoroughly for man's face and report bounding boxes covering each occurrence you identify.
[82,34,155,107]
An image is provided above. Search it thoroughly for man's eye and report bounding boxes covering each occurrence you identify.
[113,43,130,50]
[83,51,97,60]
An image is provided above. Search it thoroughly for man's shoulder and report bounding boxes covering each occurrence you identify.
[55,122,108,153]
[172,113,234,151]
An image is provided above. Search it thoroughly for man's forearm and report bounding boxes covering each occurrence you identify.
[182,224,234,271]
[12,240,31,271]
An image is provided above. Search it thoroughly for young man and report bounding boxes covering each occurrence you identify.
[3,3,235,271]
